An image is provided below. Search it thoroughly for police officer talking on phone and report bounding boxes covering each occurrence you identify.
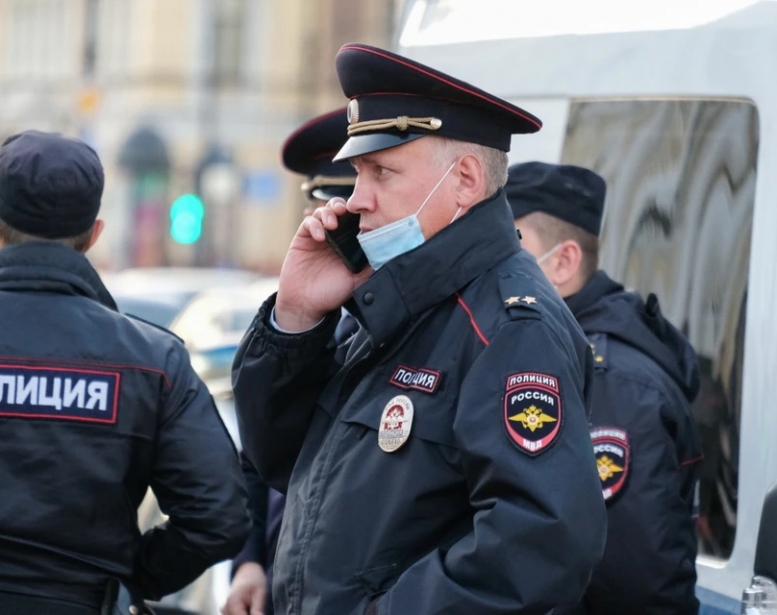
[0,131,250,615]
[225,108,357,615]
[233,44,607,615]
[507,162,702,615]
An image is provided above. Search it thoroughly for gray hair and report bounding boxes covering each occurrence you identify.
[430,137,508,196]
[519,211,600,280]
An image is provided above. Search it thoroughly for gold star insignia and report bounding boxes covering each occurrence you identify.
[505,296,522,306]
[595,355,604,363]
[522,296,537,305]
[509,405,557,432]
[597,455,624,481]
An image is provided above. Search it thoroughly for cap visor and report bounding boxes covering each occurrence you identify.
[311,185,355,201]
[333,133,425,161]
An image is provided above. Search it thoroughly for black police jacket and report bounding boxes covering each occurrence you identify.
[563,271,702,615]
[233,191,607,615]
[0,243,250,608]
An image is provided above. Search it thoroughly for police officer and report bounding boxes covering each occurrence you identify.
[286,107,358,210]
[233,44,606,615]
[506,162,702,615]
[0,131,250,615]
[225,108,357,615]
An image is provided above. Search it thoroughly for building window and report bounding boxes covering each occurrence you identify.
[83,0,99,77]
[561,98,758,560]
[213,0,246,85]
[6,0,68,79]
[96,0,133,78]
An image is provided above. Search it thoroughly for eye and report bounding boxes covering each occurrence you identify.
[376,166,391,178]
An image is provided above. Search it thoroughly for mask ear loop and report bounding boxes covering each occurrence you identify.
[537,242,563,264]
[416,160,457,218]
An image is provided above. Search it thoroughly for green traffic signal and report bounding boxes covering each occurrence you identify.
[170,194,204,244]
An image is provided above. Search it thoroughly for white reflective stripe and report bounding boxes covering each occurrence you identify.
[0,375,15,404]
[16,376,38,405]
[38,377,63,411]
[86,381,109,411]
[62,378,86,409]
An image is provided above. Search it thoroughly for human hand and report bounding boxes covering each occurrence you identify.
[221,562,267,615]
[276,198,371,331]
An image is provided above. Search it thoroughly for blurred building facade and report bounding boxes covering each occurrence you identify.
[0,0,402,272]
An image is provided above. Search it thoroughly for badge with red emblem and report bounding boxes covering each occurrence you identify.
[504,372,562,455]
[591,427,630,500]
[378,395,414,453]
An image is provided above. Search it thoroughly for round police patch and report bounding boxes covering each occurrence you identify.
[590,427,630,500]
[378,395,414,453]
[504,372,562,455]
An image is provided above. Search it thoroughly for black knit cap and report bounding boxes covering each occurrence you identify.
[333,43,542,161]
[506,162,606,237]
[281,108,356,201]
[0,130,104,239]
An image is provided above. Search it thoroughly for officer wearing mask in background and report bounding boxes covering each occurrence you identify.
[0,131,250,615]
[507,162,702,615]
[224,108,357,615]
[233,44,606,615]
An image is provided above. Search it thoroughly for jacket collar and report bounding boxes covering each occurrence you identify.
[564,270,623,320]
[347,189,519,346]
[0,242,118,310]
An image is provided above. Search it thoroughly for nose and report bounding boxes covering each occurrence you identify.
[346,175,376,215]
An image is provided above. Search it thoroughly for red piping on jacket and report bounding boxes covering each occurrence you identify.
[456,294,489,346]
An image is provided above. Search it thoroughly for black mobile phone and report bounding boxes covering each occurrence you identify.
[324,212,368,274]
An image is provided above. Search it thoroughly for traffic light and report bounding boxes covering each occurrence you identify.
[170,194,204,244]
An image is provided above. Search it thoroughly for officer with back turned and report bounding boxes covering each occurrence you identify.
[0,130,250,615]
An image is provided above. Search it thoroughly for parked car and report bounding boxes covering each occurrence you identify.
[170,278,279,352]
[103,267,263,327]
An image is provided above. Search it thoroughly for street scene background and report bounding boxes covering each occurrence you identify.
[0,0,405,273]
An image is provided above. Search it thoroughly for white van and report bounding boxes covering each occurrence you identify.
[396,1,777,612]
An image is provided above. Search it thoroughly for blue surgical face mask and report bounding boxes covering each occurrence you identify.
[357,161,457,270]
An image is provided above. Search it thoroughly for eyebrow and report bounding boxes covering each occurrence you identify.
[350,154,379,170]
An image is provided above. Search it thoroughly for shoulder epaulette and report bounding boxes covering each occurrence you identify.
[588,332,608,369]
[498,273,543,320]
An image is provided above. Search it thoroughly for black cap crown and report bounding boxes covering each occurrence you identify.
[506,162,606,237]
[0,131,104,239]
[333,44,542,161]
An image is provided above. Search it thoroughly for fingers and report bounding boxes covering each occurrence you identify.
[221,593,251,615]
[326,197,348,213]
[300,215,327,242]
[249,585,267,615]
[301,200,348,242]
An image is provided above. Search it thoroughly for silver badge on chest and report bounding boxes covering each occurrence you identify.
[378,395,414,453]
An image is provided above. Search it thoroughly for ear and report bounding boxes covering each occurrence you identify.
[83,219,105,253]
[544,240,582,287]
[453,154,487,210]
